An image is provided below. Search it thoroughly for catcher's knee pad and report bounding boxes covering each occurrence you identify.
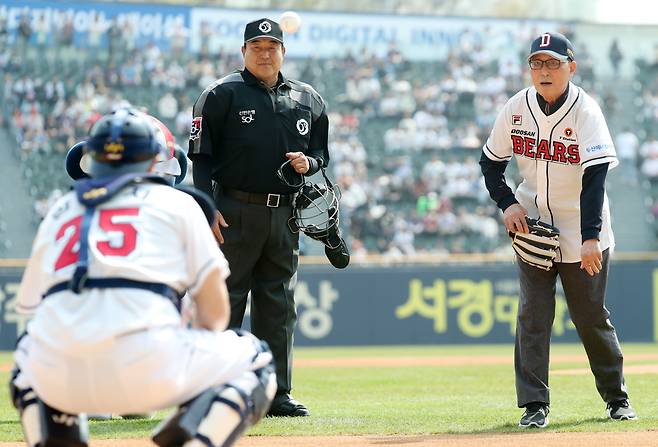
[10,370,89,447]
[152,367,276,447]
[230,329,275,372]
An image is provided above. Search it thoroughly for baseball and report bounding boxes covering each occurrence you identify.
[279,11,301,34]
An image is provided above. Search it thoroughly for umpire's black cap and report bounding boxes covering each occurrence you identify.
[528,32,575,61]
[244,18,283,44]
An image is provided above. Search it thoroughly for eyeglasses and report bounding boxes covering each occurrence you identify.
[529,59,567,70]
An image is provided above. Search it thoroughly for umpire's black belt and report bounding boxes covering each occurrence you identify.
[44,278,184,306]
[223,188,294,207]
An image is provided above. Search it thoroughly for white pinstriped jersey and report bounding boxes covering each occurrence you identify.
[483,82,618,262]
[17,183,229,353]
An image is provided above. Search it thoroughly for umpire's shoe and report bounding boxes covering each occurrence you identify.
[607,399,637,420]
[267,394,310,417]
[519,402,549,428]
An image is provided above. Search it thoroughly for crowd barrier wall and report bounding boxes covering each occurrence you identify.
[1,256,656,349]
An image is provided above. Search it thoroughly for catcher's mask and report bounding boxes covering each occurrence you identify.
[278,158,349,268]
[290,180,342,247]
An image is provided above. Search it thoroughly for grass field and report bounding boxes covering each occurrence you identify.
[1,343,657,443]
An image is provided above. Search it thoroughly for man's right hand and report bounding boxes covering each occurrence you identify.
[211,210,229,244]
[503,203,529,233]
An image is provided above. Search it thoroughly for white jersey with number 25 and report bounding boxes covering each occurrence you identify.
[16,182,228,353]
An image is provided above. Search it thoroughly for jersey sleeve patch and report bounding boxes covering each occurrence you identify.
[190,117,202,141]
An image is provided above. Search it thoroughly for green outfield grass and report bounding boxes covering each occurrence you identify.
[1,343,657,442]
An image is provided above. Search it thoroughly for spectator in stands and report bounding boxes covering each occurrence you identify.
[33,13,50,53]
[107,18,121,63]
[55,12,74,60]
[87,13,106,59]
[640,136,658,180]
[615,127,640,184]
[120,19,137,56]
[608,39,623,77]
[0,10,7,48]
[158,91,178,121]
[16,11,32,60]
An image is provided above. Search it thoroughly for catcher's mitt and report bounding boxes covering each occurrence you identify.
[509,217,560,271]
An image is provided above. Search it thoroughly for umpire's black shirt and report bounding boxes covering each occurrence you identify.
[189,68,330,196]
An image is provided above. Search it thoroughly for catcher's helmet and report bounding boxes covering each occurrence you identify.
[145,114,188,185]
[65,140,90,180]
[85,108,159,165]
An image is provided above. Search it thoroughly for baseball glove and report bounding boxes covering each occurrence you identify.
[509,217,560,271]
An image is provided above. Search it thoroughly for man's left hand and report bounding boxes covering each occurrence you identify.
[286,152,309,174]
[580,239,602,276]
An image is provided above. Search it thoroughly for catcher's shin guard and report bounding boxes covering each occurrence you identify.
[38,402,89,447]
[152,365,276,447]
[10,365,42,447]
[10,366,89,447]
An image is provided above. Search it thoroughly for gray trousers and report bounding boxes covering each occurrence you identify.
[216,194,299,395]
[515,249,628,407]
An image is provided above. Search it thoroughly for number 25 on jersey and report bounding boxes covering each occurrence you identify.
[54,208,140,271]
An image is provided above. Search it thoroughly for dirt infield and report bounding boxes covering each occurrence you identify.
[3,431,658,447]
[2,353,658,373]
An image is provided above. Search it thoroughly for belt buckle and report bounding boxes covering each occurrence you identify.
[267,193,281,207]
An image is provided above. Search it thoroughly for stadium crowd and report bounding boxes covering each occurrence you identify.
[1,9,655,256]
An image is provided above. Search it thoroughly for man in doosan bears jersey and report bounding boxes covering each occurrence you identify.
[9,108,276,447]
[480,32,636,429]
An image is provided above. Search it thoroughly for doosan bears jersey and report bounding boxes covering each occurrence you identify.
[483,82,618,262]
[16,183,229,353]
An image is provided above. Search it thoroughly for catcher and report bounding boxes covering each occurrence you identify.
[10,108,276,447]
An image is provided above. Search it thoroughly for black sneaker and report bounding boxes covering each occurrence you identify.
[606,399,637,420]
[519,402,549,428]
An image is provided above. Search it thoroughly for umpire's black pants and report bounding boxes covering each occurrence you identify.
[216,194,298,395]
[515,249,629,407]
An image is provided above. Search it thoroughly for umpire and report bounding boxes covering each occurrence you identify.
[189,18,329,417]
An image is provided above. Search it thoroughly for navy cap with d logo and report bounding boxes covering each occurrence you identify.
[528,32,575,61]
[244,18,283,44]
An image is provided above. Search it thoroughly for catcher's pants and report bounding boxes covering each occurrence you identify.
[216,193,299,395]
[13,326,265,415]
[515,248,629,407]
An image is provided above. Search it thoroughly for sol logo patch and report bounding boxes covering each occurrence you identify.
[239,109,256,124]
[564,127,573,137]
[190,117,202,141]
[296,118,309,135]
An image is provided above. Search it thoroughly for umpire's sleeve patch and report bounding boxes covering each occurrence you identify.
[190,117,202,141]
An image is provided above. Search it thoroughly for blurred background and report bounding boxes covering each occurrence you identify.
[0,0,656,347]
[0,0,656,259]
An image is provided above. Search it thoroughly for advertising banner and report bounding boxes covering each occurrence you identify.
[1,261,656,349]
